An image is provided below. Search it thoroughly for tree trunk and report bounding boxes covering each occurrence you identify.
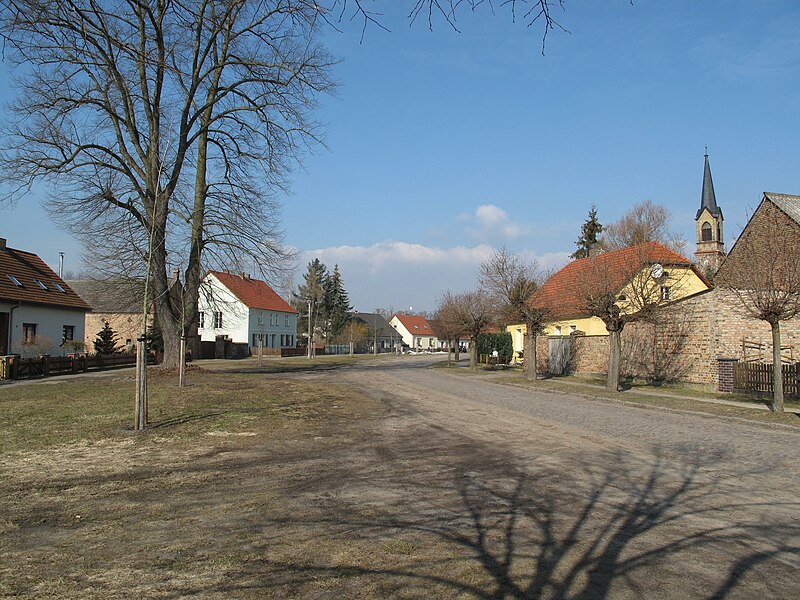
[607,328,622,392]
[524,331,536,381]
[454,339,460,362]
[470,337,477,370]
[771,321,784,413]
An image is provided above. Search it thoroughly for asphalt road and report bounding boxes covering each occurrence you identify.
[329,354,800,598]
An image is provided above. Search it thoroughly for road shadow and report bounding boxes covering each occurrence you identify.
[193,435,800,598]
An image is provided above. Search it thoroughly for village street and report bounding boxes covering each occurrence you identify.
[285,354,800,598]
[3,354,800,598]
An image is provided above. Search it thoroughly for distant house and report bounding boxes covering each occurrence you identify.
[0,238,90,356]
[390,314,438,351]
[349,312,401,353]
[67,279,149,350]
[198,271,298,351]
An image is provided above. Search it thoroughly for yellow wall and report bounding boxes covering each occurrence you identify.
[506,265,709,353]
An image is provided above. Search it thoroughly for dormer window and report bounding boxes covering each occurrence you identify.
[701,222,712,241]
[35,279,48,290]
[7,274,23,286]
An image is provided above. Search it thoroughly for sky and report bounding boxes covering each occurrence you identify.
[1,0,799,313]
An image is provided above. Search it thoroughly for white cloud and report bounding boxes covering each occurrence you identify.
[297,241,569,313]
[465,203,532,241]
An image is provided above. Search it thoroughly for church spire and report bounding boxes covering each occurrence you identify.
[694,150,725,275]
[696,150,722,219]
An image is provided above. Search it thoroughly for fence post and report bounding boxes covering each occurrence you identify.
[41,354,50,378]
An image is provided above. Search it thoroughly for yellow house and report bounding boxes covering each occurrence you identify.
[507,242,712,357]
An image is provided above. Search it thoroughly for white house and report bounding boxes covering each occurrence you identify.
[198,271,298,350]
[390,314,438,351]
[0,237,90,356]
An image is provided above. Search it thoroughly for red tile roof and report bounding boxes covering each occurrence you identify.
[530,242,697,320]
[0,245,90,311]
[393,314,437,337]
[208,271,297,313]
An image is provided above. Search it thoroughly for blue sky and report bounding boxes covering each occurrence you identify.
[2,0,799,313]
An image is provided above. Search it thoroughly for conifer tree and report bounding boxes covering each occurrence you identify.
[294,258,328,341]
[94,321,119,355]
[572,205,603,259]
[322,264,352,341]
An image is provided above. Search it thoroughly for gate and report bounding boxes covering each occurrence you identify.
[548,336,574,376]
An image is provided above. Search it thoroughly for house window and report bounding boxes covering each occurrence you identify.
[199,312,205,328]
[7,274,23,287]
[661,286,671,301]
[213,311,223,328]
[52,282,66,292]
[62,325,75,342]
[555,325,562,335]
[22,323,37,343]
[285,314,289,327]
[569,325,577,334]
[701,222,712,241]
[35,279,48,290]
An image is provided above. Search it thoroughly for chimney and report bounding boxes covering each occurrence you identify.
[0,238,6,251]
[59,252,64,277]
[240,272,246,279]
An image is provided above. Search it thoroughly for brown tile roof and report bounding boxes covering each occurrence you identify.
[394,314,437,337]
[0,245,90,311]
[208,271,297,313]
[530,242,696,321]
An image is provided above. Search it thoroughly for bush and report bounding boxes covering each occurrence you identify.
[13,336,55,358]
[476,331,513,359]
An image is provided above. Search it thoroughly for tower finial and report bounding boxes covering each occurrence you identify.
[705,144,708,157]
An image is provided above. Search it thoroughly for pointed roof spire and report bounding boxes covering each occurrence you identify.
[696,149,722,219]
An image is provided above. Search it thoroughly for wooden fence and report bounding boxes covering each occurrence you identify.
[733,362,799,399]
[1,353,157,381]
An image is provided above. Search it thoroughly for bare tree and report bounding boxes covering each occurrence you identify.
[716,203,800,413]
[601,200,686,254]
[577,243,695,391]
[434,291,465,364]
[443,289,494,370]
[479,247,548,380]
[0,1,332,375]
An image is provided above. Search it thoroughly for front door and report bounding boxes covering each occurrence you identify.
[0,313,9,355]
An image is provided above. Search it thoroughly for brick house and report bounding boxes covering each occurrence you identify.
[651,192,800,389]
[554,192,800,390]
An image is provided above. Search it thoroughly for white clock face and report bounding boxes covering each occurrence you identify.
[651,263,664,279]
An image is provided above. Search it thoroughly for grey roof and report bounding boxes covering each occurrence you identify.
[349,312,393,334]
[67,279,146,313]
[696,153,723,220]
[764,192,800,226]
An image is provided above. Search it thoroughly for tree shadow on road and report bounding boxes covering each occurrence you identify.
[201,442,800,599]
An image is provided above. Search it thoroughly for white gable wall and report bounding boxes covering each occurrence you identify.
[198,274,249,344]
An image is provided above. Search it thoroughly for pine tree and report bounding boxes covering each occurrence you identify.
[321,264,352,341]
[572,205,603,259]
[293,258,328,342]
[94,321,119,355]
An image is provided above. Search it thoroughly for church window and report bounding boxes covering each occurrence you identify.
[717,224,722,242]
[701,222,712,242]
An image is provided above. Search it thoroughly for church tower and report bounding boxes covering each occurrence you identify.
[694,151,725,274]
